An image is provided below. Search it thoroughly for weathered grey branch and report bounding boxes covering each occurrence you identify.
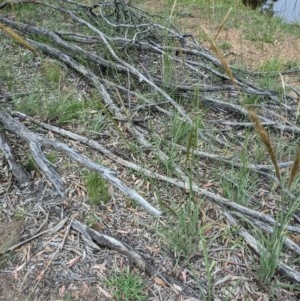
[0,110,161,216]
[17,113,300,236]
[0,111,64,195]
[224,210,300,283]
[0,128,29,185]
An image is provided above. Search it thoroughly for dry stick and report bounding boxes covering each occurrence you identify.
[21,117,300,282]
[70,218,199,294]
[0,110,161,217]
[0,128,29,185]
[25,39,187,179]
[232,212,300,255]
[43,139,161,217]
[201,96,300,134]
[71,219,150,273]
[220,121,277,127]
[51,5,193,125]
[21,115,300,235]
[224,210,300,283]
[0,111,64,196]
[175,144,294,172]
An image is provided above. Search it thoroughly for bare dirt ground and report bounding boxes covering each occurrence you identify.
[144,0,300,69]
[1,1,300,301]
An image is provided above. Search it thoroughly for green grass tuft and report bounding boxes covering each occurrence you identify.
[83,171,111,206]
[106,267,146,301]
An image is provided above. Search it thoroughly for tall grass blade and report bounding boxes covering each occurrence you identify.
[169,0,178,21]
[0,22,39,56]
[247,108,281,181]
[185,125,198,167]
[201,26,237,87]
[214,7,232,40]
[288,145,300,188]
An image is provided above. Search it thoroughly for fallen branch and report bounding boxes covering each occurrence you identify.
[0,110,161,216]
[224,210,300,283]
[0,128,29,185]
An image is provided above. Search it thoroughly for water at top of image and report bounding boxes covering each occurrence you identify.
[262,0,300,23]
[266,0,300,23]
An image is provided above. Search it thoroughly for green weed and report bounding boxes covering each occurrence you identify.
[57,101,85,125]
[25,156,39,173]
[84,113,108,134]
[62,293,75,301]
[84,213,98,228]
[14,92,58,120]
[221,139,258,206]
[241,95,260,105]
[200,236,215,301]
[25,152,57,174]
[106,267,146,301]
[247,108,300,284]
[40,59,65,84]
[221,166,255,206]
[13,209,26,220]
[218,41,232,51]
[257,225,285,284]
[0,253,14,269]
[83,171,111,206]
[159,194,210,258]
[257,57,286,72]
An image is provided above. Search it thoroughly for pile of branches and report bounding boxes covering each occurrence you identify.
[1,0,300,289]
